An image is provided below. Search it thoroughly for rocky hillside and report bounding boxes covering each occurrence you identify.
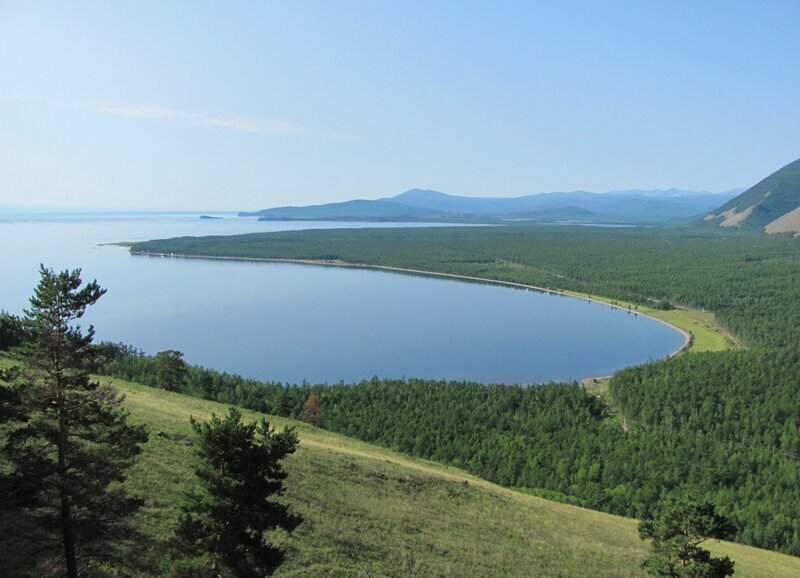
[704,158,800,234]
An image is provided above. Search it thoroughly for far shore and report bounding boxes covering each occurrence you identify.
[130,250,701,375]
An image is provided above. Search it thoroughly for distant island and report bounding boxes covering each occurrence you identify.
[199,215,223,220]
[239,187,743,226]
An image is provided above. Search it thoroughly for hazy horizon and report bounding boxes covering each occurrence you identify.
[0,184,745,213]
[2,1,798,210]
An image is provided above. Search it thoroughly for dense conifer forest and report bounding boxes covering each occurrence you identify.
[132,225,800,347]
[112,225,800,554]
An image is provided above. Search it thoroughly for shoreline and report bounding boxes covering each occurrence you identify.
[130,250,694,379]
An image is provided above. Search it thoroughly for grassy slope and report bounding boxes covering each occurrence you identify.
[106,375,800,576]
[2,352,797,576]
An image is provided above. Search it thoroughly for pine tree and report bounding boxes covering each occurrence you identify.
[175,407,301,577]
[639,490,735,577]
[5,266,148,577]
[156,349,187,392]
[0,310,24,351]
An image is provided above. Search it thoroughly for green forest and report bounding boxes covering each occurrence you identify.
[132,225,800,347]
[123,225,800,554]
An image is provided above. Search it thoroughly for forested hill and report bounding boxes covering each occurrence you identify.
[704,158,800,234]
[129,163,800,556]
[131,225,800,349]
[239,198,460,222]
[128,224,800,554]
[7,359,800,576]
[240,187,739,225]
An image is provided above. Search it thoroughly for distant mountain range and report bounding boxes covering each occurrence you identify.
[240,187,743,225]
[704,158,800,235]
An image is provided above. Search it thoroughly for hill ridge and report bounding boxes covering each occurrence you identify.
[241,187,741,225]
[705,158,800,234]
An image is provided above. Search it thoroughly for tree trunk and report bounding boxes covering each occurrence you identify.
[57,387,78,578]
[60,487,78,578]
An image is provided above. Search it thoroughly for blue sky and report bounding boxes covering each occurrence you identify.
[1,1,798,210]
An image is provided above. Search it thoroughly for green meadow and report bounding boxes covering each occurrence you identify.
[100,378,800,577]
[4,350,796,577]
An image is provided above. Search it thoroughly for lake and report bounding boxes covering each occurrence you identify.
[0,212,685,384]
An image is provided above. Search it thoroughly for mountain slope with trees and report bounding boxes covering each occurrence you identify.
[240,198,456,222]
[4,361,800,577]
[129,215,800,555]
[240,187,739,225]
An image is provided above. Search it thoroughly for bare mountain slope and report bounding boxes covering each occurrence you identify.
[705,158,800,234]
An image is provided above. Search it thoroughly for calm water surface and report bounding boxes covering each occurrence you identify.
[0,212,685,384]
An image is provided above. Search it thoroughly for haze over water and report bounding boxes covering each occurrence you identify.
[1,213,685,384]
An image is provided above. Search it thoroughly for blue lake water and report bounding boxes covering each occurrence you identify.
[0,212,685,384]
